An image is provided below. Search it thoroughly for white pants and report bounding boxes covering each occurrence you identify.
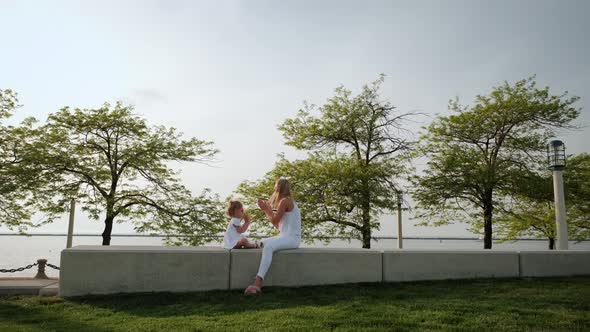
[256,235,300,279]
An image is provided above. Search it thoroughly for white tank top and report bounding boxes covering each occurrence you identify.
[279,202,301,238]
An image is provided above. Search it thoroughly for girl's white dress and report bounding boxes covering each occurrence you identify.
[223,217,246,249]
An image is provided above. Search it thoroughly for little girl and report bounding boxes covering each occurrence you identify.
[223,200,259,249]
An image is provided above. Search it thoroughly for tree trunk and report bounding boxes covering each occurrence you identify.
[361,202,372,248]
[548,237,555,250]
[361,226,371,249]
[483,202,493,249]
[360,177,372,249]
[102,215,114,246]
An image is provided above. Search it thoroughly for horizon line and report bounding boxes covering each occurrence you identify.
[0,233,580,242]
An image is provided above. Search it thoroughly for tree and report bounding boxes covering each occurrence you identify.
[496,153,590,248]
[238,152,407,244]
[0,89,54,231]
[566,153,590,226]
[412,77,580,249]
[0,89,28,230]
[495,171,557,248]
[239,76,414,248]
[31,102,224,245]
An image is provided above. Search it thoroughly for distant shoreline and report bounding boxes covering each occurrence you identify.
[1,233,584,242]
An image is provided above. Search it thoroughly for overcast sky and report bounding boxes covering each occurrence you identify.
[1,0,589,237]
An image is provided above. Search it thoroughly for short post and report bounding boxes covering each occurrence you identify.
[35,259,49,279]
[396,191,403,249]
[547,140,568,250]
[66,198,75,248]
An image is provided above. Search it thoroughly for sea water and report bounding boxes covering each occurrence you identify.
[1,234,589,278]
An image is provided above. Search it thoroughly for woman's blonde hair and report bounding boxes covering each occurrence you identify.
[269,177,291,208]
[226,200,243,218]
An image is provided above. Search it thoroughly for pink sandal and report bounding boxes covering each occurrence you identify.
[244,285,262,295]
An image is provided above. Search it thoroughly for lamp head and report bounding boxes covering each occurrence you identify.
[547,140,566,170]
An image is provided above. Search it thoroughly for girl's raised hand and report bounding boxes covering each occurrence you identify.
[244,213,251,223]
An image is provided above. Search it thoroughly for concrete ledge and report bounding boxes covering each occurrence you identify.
[39,283,59,297]
[0,279,58,296]
[383,250,520,282]
[519,251,590,277]
[59,246,229,297]
[230,248,383,289]
[58,246,590,296]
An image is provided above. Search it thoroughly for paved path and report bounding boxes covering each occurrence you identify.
[0,278,59,296]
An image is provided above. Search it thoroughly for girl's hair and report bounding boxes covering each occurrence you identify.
[269,177,291,208]
[226,200,243,218]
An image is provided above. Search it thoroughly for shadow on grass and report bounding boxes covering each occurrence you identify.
[0,277,587,331]
[0,297,113,332]
[66,277,590,320]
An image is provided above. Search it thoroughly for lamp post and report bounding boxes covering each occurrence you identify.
[66,199,75,248]
[396,191,403,249]
[547,140,568,250]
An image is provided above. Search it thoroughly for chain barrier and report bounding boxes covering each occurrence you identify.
[46,263,60,270]
[0,263,38,273]
[0,262,61,273]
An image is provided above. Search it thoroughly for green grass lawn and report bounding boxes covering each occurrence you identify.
[1,277,589,332]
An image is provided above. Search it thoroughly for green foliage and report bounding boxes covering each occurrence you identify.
[496,153,590,247]
[0,89,49,231]
[29,102,224,245]
[496,199,557,245]
[0,89,18,119]
[237,153,405,242]
[239,76,413,248]
[279,75,413,159]
[566,153,590,228]
[0,89,25,230]
[412,76,580,248]
[135,188,226,247]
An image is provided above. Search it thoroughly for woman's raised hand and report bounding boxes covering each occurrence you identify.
[257,199,270,212]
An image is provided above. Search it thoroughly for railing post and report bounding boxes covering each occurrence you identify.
[66,198,75,248]
[396,191,403,249]
[35,259,49,279]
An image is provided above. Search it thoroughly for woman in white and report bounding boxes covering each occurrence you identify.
[244,177,301,295]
